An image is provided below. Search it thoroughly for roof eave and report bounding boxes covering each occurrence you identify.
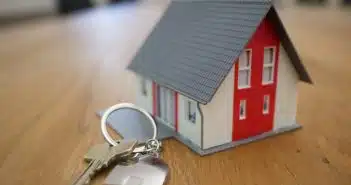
[127,67,210,104]
[267,7,313,84]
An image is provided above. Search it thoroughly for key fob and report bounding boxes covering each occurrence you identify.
[104,155,169,185]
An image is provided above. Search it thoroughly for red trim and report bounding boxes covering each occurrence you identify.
[152,82,178,132]
[233,60,240,140]
[152,82,157,116]
[232,16,279,141]
[174,92,179,132]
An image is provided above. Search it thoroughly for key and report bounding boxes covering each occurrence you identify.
[72,139,138,185]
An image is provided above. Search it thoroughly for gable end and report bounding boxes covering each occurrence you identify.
[267,7,312,84]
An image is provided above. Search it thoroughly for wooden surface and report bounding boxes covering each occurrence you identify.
[0,1,351,185]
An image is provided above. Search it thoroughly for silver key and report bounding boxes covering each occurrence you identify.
[72,139,138,185]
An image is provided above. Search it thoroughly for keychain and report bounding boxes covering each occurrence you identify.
[100,103,169,185]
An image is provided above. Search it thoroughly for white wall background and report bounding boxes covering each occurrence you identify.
[201,69,234,149]
[177,95,202,147]
[0,0,56,17]
[273,44,299,130]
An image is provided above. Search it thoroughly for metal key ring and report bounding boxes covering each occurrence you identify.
[100,103,157,146]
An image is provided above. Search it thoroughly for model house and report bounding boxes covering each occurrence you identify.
[127,0,312,155]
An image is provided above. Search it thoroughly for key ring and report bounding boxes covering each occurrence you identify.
[100,103,157,147]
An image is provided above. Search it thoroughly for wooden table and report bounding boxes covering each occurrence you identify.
[0,1,350,185]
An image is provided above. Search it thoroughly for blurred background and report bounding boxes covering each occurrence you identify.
[0,0,350,185]
[0,0,350,27]
[0,0,136,26]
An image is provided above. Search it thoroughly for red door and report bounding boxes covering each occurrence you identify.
[232,17,279,141]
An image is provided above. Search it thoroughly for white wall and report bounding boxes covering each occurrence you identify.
[177,95,202,147]
[135,75,153,114]
[273,44,299,130]
[136,76,203,147]
[201,69,234,149]
[138,45,300,148]
[0,0,56,17]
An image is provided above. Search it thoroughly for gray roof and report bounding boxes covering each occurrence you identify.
[128,0,312,104]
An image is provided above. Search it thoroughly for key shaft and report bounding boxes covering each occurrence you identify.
[72,140,138,185]
[72,159,102,185]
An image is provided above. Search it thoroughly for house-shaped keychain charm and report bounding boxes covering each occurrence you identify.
[125,0,312,155]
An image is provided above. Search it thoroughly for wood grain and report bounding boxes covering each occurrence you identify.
[0,1,350,185]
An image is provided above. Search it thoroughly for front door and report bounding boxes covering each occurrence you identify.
[157,86,176,128]
[233,18,279,141]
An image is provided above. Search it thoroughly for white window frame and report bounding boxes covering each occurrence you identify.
[262,46,276,85]
[238,49,252,89]
[186,100,196,124]
[239,99,247,120]
[141,78,147,96]
[263,95,270,114]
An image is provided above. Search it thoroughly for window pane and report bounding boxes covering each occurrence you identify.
[239,100,246,120]
[190,102,196,113]
[141,79,147,96]
[240,105,244,116]
[239,50,250,68]
[188,101,191,114]
[156,86,161,116]
[166,90,173,123]
[263,95,269,114]
[187,100,196,123]
[264,48,274,64]
[160,88,166,118]
[263,67,273,83]
[239,70,249,87]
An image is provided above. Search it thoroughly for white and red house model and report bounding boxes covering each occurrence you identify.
[126,0,312,155]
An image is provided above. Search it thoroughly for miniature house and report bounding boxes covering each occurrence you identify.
[127,0,312,155]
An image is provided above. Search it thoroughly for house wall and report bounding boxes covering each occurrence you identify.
[201,69,234,149]
[232,16,280,140]
[177,95,202,147]
[273,44,299,130]
[140,77,202,147]
[135,75,153,114]
[136,45,299,149]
